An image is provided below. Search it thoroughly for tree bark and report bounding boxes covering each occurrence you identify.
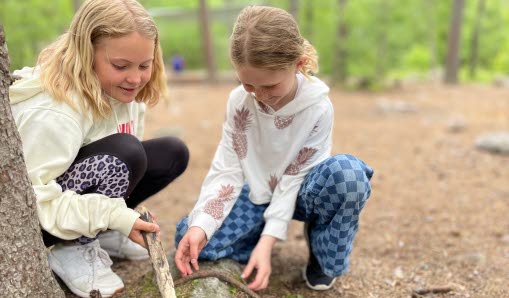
[0,25,65,297]
[444,0,465,84]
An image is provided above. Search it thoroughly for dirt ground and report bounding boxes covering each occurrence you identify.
[108,79,509,298]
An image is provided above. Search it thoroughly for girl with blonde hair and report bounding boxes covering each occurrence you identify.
[9,0,188,297]
[175,5,373,292]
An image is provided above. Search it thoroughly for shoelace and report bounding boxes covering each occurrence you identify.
[81,245,113,268]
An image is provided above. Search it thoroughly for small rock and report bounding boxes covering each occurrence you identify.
[475,132,509,155]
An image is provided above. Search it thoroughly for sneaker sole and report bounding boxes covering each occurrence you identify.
[48,252,124,298]
[301,266,337,291]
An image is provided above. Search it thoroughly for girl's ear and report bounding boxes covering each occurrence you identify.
[295,56,307,73]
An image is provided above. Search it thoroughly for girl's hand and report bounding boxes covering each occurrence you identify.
[175,226,207,276]
[241,235,277,291]
[128,217,160,248]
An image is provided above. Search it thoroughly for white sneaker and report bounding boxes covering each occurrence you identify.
[48,240,124,298]
[98,230,149,261]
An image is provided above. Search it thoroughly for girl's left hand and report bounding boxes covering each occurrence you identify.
[129,217,160,248]
[241,235,277,291]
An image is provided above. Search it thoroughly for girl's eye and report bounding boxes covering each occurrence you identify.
[139,65,150,70]
[112,64,126,70]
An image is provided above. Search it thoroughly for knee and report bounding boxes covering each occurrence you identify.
[161,136,190,175]
[110,134,147,175]
[327,154,374,182]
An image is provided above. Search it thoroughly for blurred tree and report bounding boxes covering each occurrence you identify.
[444,0,465,84]
[303,0,313,43]
[0,25,65,298]
[468,0,485,79]
[73,0,82,12]
[289,0,299,21]
[199,0,217,81]
[331,0,348,84]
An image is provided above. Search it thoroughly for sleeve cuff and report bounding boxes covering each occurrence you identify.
[262,218,289,241]
[108,202,140,237]
[188,211,218,241]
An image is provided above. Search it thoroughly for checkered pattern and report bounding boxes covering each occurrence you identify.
[176,184,267,263]
[175,154,373,276]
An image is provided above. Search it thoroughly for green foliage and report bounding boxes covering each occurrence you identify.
[2,0,509,86]
[2,0,74,71]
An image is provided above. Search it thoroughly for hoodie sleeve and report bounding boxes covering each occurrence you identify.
[15,108,140,239]
[187,93,246,240]
[262,101,334,240]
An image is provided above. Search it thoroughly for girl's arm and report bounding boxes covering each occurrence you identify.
[186,94,246,240]
[16,109,140,239]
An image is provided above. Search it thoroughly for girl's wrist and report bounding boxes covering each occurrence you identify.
[259,235,278,248]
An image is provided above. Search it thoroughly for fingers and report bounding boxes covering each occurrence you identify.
[189,242,200,271]
[174,243,188,276]
[247,268,270,291]
[135,218,160,233]
[175,236,197,276]
[129,231,146,248]
[241,259,255,280]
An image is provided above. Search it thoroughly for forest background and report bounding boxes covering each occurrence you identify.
[1,0,508,88]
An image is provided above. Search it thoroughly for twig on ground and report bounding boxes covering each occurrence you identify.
[411,286,453,297]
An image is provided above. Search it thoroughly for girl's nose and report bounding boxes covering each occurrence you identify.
[126,71,142,85]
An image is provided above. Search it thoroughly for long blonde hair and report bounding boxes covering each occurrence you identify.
[37,0,167,119]
[230,5,318,77]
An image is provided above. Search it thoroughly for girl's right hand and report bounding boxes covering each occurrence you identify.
[128,217,160,248]
[175,226,207,276]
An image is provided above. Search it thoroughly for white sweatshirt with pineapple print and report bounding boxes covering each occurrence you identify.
[188,74,333,241]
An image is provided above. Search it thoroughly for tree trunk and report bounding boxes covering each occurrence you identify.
[198,0,217,82]
[73,0,82,12]
[303,0,313,43]
[289,0,299,21]
[444,0,465,84]
[468,0,485,79]
[0,25,65,298]
[332,0,348,84]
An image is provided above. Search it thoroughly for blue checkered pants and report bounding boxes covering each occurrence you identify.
[175,154,373,277]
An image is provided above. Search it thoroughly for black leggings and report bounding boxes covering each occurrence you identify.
[42,133,189,246]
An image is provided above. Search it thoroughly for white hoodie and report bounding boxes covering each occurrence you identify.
[188,74,333,241]
[9,67,144,240]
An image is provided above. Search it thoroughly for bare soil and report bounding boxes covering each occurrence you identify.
[90,81,509,297]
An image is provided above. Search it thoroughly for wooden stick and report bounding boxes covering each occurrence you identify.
[174,270,260,298]
[137,206,177,298]
[411,286,453,297]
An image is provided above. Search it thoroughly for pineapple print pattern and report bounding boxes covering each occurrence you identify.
[274,115,295,129]
[232,107,252,159]
[204,184,236,220]
[284,147,318,175]
[268,174,280,193]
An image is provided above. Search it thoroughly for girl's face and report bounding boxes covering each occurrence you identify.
[93,32,154,103]
[234,58,305,111]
